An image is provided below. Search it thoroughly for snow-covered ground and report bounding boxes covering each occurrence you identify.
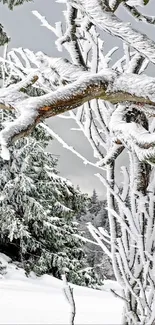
[0,253,123,324]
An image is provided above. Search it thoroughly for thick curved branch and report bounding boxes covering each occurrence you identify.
[109,104,155,165]
[70,0,155,65]
[1,69,155,158]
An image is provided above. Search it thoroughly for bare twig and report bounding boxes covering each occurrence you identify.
[62,274,76,325]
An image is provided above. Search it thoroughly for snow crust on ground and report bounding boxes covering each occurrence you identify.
[0,253,123,324]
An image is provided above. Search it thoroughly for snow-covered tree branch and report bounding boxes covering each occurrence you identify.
[1,0,155,323]
[1,66,155,158]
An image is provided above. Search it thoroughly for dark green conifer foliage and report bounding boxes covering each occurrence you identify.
[0,0,32,10]
[0,0,33,46]
[0,0,32,46]
[0,113,101,287]
[0,24,9,46]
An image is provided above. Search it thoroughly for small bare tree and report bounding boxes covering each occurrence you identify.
[1,0,155,323]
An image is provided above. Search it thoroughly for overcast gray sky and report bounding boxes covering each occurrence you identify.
[0,0,154,197]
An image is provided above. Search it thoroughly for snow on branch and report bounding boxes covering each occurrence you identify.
[0,72,109,158]
[41,123,105,170]
[62,274,76,325]
[123,2,155,25]
[95,172,139,236]
[87,222,112,258]
[109,104,155,164]
[32,11,59,35]
[69,0,155,65]
[96,143,124,166]
[1,65,155,158]
[32,7,86,67]
[0,48,86,90]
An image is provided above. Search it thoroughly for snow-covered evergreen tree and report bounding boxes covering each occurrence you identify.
[88,190,101,217]
[0,0,32,46]
[0,23,8,46]
[2,0,155,321]
[0,113,101,287]
[0,0,32,10]
[77,190,113,279]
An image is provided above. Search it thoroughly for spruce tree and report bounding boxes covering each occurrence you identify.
[88,190,101,216]
[0,0,32,10]
[0,0,32,46]
[0,113,101,286]
[77,190,113,279]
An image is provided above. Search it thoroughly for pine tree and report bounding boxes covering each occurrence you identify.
[0,23,9,46]
[88,190,101,217]
[0,114,101,286]
[0,0,32,10]
[0,0,32,46]
[77,191,113,279]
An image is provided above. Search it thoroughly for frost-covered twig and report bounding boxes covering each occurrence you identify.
[110,289,127,302]
[69,0,155,65]
[87,222,112,258]
[32,11,59,35]
[62,274,76,325]
[41,123,105,170]
[123,2,155,25]
[95,172,139,236]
